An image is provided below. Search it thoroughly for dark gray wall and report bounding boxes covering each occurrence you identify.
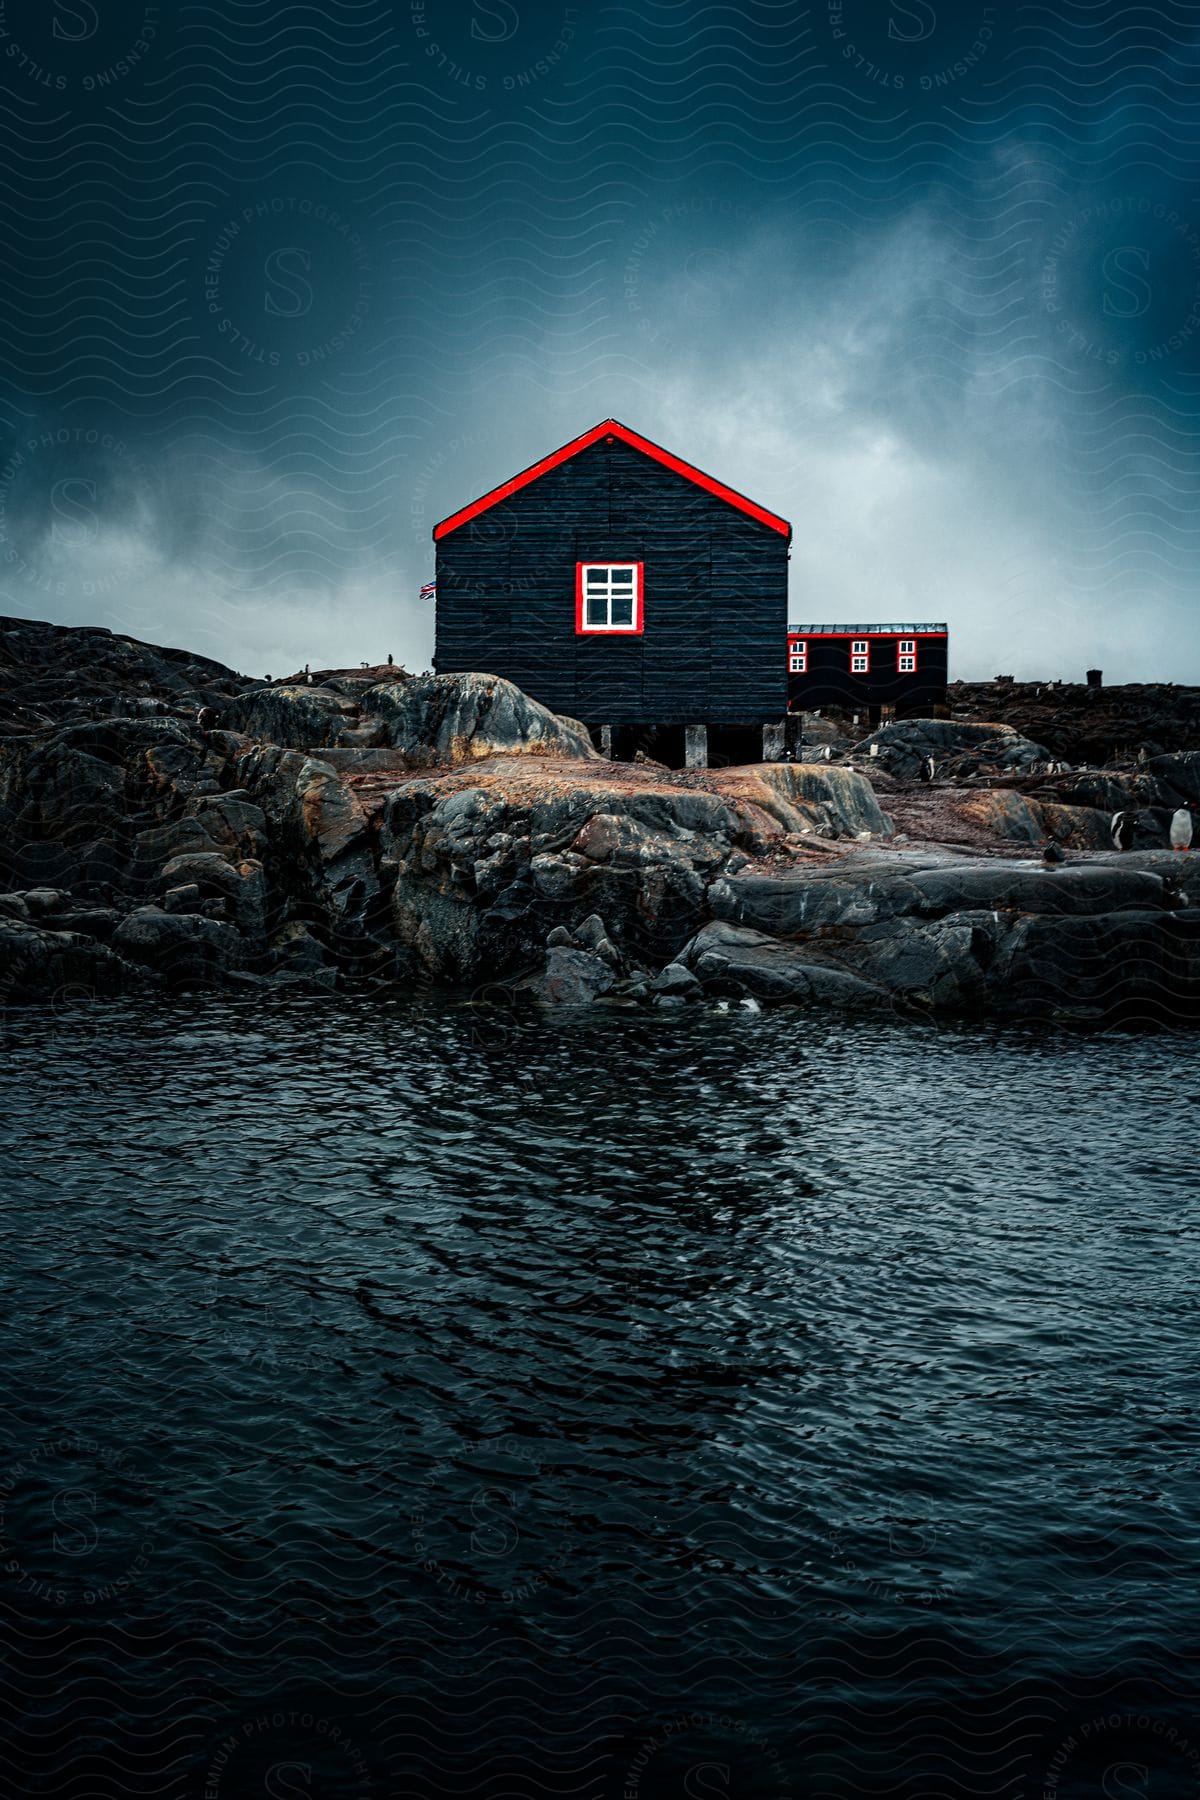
[434,436,789,726]
[788,636,949,715]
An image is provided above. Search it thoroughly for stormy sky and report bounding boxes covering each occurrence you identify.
[1,0,1197,681]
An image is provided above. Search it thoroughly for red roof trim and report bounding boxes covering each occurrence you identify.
[432,419,792,542]
[788,630,948,640]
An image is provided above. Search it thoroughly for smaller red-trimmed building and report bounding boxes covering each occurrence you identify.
[432,418,791,767]
[787,623,949,721]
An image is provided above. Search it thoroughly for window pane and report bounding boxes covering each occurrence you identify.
[586,572,607,590]
[611,568,633,584]
[611,594,634,626]
[586,595,608,625]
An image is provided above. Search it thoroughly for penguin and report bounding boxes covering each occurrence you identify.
[1042,841,1065,867]
[822,744,832,762]
[1110,809,1136,852]
[1170,805,1194,852]
[919,755,936,783]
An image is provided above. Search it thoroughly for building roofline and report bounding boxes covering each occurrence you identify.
[433,418,793,542]
[789,623,948,634]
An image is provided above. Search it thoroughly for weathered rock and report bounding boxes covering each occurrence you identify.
[955,789,1045,845]
[1150,752,1200,805]
[112,906,245,985]
[708,762,892,840]
[1038,802,1117,851]
[649,961,701,997]
[696,852,1198,1015]
[55,906,121,940]
[810,914,998,1011]
[528,946,616,1005]
[710,864,919,936]
[0,614,252,737]
[163,883,203,914]
[574,913,610,950]
[3,616,1199,1018]
[941,782,1168,854]
[158,853,267,938]
[266,919,338,987]
[678,921,889,1007]
[220,685,365,749]
[852,718,1052,778]
[903,860,1169,919]
[946,679,1200,764]
[0,918,148,1001]
[988,908,1200,1023]
[296,759,371,864]
[184,792,269,860]
[21,887,72,916]
[383,765,740,981]
[366,673,599,766]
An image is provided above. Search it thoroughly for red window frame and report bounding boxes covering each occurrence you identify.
[850,639,870,673]
[788,638,807,673]
[575,561,644,635]
[896,638,917,673]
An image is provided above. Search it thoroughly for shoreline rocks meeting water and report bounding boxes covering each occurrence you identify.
[2,616,1198,1025]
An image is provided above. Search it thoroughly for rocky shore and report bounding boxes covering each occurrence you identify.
[2,616,1198,1024]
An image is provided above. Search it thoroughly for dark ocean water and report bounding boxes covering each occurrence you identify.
[1,994,1197,1799]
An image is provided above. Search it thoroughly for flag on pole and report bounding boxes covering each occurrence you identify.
[420,579,436,601]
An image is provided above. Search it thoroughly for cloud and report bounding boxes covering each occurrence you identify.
[1,198,1196,685]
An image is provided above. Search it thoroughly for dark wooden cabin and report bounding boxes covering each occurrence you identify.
[787,623,949,723]
[432,419,792,767]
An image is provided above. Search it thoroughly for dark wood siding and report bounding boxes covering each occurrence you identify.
[788,636,949,715]
[434,436,788,726]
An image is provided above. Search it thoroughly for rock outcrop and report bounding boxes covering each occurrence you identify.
[0,615,254,735]
[366,673,600,765]
[377,756,888,984]
[684,850,1196,1022]
[851,718,1052,778]
[945,678,1200,764]
[2,615,1198,1023]
[222,670,599,764]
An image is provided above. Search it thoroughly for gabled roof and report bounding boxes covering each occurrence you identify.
[432,418,792,542]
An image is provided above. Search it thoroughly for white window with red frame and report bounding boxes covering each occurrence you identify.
[789,639,807,673]
[897,638,917,674]
[850,639,870,673]
[577,562,643,633]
